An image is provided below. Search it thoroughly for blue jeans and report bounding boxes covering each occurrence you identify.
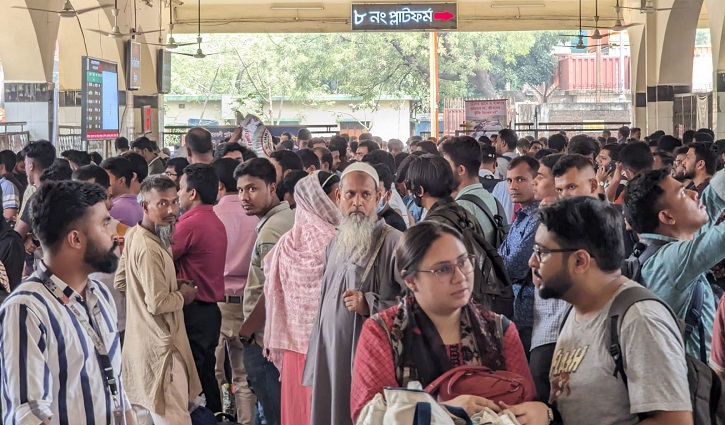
[243,342,281,425]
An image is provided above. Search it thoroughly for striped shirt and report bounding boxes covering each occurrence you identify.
[0,262,128,425]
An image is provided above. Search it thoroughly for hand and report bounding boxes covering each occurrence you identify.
[239,319,255,340]
[178,283,198,305]
[24,236,38,255]
[610,162,623,184]
[444,395,500,417]
[342,290,370,316]
[177,279,193,289]
[596,166,609,184]
[499,401,551,425]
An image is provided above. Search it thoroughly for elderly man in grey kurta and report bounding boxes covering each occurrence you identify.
[114,175,200,425]
[303,162,404,425]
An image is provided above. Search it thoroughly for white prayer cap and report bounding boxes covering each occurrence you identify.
[340,161,380,188]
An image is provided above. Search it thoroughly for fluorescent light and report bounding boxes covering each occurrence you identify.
[490,3,545,8]
[270,4,324,10]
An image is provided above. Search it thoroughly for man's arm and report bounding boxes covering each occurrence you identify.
[138,250,185,315]
[113,247,128,293]
[171,220,191,261]
[0,302,54,423]
[239,293,265,338]
[638,411,692,425]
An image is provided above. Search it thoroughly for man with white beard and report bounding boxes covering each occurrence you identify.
[303,162,404,425]
[115,174,201,424]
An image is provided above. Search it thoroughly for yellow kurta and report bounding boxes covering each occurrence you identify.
[114,225,202,414]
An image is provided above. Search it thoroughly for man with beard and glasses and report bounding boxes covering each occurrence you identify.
[304,162,404,425]
[682,142,717,196]
[236,158,295,425]
[173,164,227,415]
[0,180,134,424]
[505,197,692,425]
[115,174,200,425]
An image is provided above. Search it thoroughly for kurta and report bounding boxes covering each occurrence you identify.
[303,219,404,425]
[114,225,202,414]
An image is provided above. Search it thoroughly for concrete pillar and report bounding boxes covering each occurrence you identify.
[629,26,648,131]
[706,0,725,139]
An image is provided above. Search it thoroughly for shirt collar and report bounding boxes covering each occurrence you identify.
[639,233,678,243]
[516,202,540,219]
[178,204,215,222]
[37,260,94,300]
[457,183,485,197]
[217,194,240,205]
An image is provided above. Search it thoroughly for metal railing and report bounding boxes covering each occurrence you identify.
[513,121,632,138]
[0,122,30,152]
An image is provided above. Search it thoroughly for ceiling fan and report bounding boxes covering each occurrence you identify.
[621,0,675,14]
[607,0,643,30]
[12,0,111,18]
[171,0,223,59]
[560,0,607,39]
[141,4,196,49]
[88,0,162,40]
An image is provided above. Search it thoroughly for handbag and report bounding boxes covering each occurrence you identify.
[425,365,531,406]
[356,383,469,425]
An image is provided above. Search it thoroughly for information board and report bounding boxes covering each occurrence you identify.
[126,41,142,90]
[351,3,457,31]
[464,99,507,138]
[81,57,120,140]
[158,49,172,94]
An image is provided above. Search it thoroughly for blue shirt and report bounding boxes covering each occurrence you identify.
[0,177,19,211]
[499,202,540,329]
[639,169,725,359]
[403,194,424,223]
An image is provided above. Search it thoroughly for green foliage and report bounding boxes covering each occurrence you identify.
[169,31,561,118]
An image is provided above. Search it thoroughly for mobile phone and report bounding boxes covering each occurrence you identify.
[187,280,195,288]
[605,161,616,174]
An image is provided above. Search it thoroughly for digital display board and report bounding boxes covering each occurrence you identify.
[81,56,120,140]
[351,3,457,31]
[157,49,172,94]
[126,41,142,90]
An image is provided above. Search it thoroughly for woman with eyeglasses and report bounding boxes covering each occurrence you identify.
[350,221,536,422]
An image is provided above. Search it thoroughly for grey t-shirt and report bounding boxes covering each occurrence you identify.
[550,280,691,424]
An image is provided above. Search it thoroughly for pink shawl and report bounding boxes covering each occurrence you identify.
[263,172,341,370]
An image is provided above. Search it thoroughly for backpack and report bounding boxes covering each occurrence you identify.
[458,194,510,248]
[606,285,725,425]
[426,203,514,318]
[479,175,503,193]
[622,238,708,362]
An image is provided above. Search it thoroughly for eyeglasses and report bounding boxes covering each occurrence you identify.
[165,172,178,177]
[532,244,581,263]
[413,255,476,282]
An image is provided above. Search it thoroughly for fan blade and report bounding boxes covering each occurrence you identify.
[87,28,113,36]
[171,52,197,57]
[75,4,113,15]
[13,6,59,13]
[132,29,163,35]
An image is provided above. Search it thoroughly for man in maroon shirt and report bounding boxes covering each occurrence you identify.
[173,163,228,414]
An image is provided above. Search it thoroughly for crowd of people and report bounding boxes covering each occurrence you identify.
[0,124,723,425]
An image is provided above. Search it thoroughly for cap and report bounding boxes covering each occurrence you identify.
[340,161,379,188]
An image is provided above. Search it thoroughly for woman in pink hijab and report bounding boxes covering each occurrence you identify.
[263,171,341,425]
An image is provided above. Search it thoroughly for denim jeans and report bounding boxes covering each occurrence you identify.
[243,342,281,425]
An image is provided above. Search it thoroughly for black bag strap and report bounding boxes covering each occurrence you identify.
[684,280,707,362]
[459,194,506,233]
[628,238,668,282]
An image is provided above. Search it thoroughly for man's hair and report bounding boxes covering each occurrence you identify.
[694,132,715,143]
[567,136,600,159]
[675,146,690,156]
[618,126,631,139]
[281,132,293,141]
[653,150,675,169]
[508,155,539,177]
[269,150,303,173]
[623,168,670,234]
[166,157,189,178]
[619,142,654,174]
[551,154,594,178]
[185,127,213,154]
[358,140,380,153]
[648,139,660,148]
[600,144,621,162]
[534,148,556,160]
[23,140,56,170]
[394,152,410,169]
[697,128,715,139]
[138,174,177,203]
[547,134,567,152]
[406,154,455,199]
[297,148,321,170]
[124,152,148,183]
[61,150,92,168]
[362,149,396,175]
[39,159,73,182]
[478,135,492,146]
[631,127,641,135]
[539,153,564,170]
[279,140,295,151]
[131,137,155,152]
[439,136,482,178]
[688,142,718,176]
[72,164,111,189]
[416,140,439,155]
[313,146,334,170]
[329,136,348,158]
[517,138,531,151]
[30,180,108,253]
[279,170,308,200]
[602,129,612,137]
[480,144,497,165]
[498,129,518,150]
[371,163,394,191]
[115,136,129,150]
[0,150,17,173]
[183,163,218,205]
[388,139,404,152]
[101,157,134,188]
[683,130,696,145]
[90,152,103,165]
[656,135,682,153]
[212,158,242,193]
[215,142,257,162]
[309,138,326,148]
[538,196,624,272]
[297,128,312,141]
[234,158,277,185]
[359,133,373,142]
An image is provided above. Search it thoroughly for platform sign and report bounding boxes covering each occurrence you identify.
[81,56,120,141]
[464,99,507,138]
[351,3,457,31]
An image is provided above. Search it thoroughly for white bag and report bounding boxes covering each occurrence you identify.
[355,382,460,425]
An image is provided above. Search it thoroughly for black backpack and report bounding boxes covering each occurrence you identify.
[426,202,514,318]
[606,285,724,425]
[458,193,510,248]
[479,175,503,193]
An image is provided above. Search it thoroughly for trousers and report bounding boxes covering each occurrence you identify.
[243,342,281,425]
[184,301,223,414]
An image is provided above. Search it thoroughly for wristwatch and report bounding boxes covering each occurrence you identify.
[546,406,554,424]
[598,180,606,188]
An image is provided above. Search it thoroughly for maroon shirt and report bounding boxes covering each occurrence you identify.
[173,205,228,302]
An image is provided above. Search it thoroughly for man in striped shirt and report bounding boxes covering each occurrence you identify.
[0,180,131,424]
